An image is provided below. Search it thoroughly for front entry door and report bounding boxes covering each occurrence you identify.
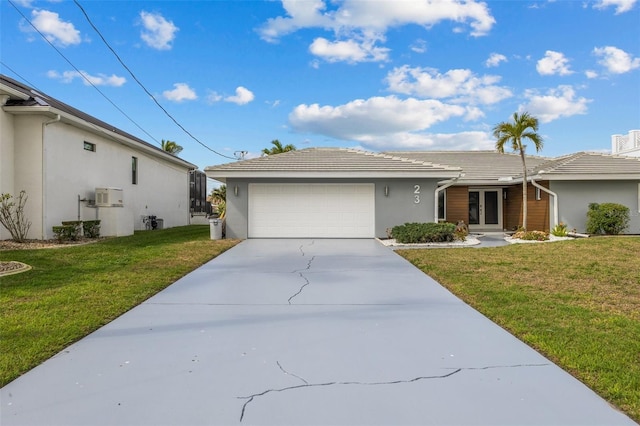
[469,189,502,230]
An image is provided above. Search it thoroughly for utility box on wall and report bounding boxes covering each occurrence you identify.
[95,187,123,207]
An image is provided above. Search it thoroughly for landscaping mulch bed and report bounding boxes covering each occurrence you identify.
[0,239,100,251]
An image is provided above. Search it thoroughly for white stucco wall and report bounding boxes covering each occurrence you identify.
[41,121,191,239]
[12,115,45,239]
[550,180,640,234]
[1,107,193,240]
[0,105,16,240]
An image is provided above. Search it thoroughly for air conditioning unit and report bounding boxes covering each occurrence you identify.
[95,187,123,207]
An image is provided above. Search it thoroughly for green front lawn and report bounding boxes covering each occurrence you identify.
[0,225,238,386]
[398,236,640,423]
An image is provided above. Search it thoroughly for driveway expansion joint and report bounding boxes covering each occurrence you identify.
[237,362,551,422]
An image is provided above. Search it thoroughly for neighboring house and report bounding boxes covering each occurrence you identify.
[205,147,640,239]
[611,130,640,157]
[1,74,197,240]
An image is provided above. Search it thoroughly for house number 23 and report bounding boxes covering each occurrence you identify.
[414,184,421,204]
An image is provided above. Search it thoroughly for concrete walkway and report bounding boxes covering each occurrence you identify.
[1,239,636,425]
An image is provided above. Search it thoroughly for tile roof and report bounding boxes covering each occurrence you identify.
[533,152,640,178]
[1,74,196,169]
[205,148,462,180]
[384,151,550,183]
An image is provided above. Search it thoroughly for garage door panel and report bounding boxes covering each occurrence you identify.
[248,183,374,238]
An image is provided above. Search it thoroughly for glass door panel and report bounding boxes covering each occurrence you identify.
[468,191,480,225]
[484,191,499,225]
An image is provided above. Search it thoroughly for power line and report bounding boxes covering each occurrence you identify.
[6,0,161,146]
[73,0,236,160]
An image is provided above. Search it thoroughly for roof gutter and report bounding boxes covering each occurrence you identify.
[434,173,464,222]
[531,175,558,228]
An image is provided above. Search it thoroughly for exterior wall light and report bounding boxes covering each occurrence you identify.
[234,185,239,196]
[384,186,389,197]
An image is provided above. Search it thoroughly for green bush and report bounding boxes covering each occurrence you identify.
[52,225,80,242]
[391,222,456,244]
[61,221,82,240]
[82,220,101,238]
[586,203,630,235]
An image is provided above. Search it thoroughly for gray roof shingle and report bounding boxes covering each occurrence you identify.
[533,152,640,178]
[384,151,550,183]
[205,148,462,180]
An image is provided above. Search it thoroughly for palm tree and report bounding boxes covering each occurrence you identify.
[493,112,543,231]
[262,139,296,155]
[210,185,226,219]
[211,185,226,204]
[161,139,183,155]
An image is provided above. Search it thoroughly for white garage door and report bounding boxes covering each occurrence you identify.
[248,183,375,238]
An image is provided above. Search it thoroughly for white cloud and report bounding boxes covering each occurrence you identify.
[206,90,223,104]
[385,66,512,105]
[485,53,507,67]
[258,0,495,63]
[289,95,468,142]
[206,87,255,105]
[225,87,255,105]
[410,39,427,54]
[585,70,599,79]
[593,46,640,74]
[21,9,81,46]
[521,85,591,123]
[47,70,126,87]
[536,50,573,76]
[593,0,637,14]
[309,36,389,63]
[139,11,178,50]
[163,83,197,102]
[357,130,495,151]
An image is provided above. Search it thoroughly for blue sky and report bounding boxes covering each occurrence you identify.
[2,0,639,175]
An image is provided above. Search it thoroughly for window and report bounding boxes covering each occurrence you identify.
[438,190,446,221]
[83,141,96,152]
[189,170,208,213]
[132,157,138,185]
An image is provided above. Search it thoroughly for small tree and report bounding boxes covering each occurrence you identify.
[0,191,32,242]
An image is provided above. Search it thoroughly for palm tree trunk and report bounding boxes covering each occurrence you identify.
[520,148,528,231]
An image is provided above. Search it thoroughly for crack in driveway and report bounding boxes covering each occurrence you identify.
[288,241,316,304]
[238,362,550,422]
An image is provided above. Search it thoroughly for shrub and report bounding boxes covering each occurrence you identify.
[82,220,101,238]
[61,221,82,240]
[0,191,32,242]
[551,222,568,237]
[391,222,456,244]
[512,230,549,241]
[586,203,630,235]
[52,225,80,242]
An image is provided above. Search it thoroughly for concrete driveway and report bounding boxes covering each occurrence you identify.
[1,239,636,425]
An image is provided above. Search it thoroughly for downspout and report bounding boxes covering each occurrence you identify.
[42,115,61,239]
[434,173,464,222]
[531,175,558,228]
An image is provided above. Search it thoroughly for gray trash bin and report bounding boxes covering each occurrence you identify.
[209,218,222,240]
